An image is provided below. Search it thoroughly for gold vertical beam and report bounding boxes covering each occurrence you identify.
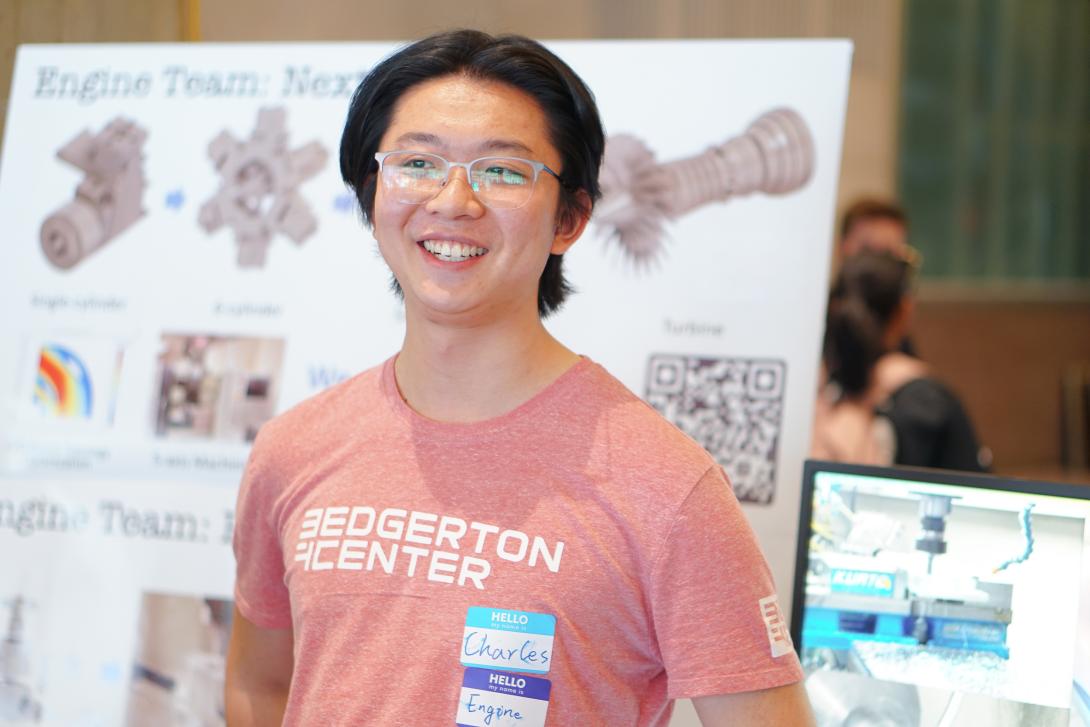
[180,0,200,41]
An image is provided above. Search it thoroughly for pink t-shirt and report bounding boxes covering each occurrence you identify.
[234,356,801,725]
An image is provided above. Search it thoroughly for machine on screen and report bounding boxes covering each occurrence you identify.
[791,460,1090,727]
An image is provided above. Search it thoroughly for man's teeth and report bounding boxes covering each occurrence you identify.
[422,240,488,261]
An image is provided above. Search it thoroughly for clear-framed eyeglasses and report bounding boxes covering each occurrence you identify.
[373,151,564,210]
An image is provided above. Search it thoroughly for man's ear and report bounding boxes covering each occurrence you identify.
[550,190,592,255]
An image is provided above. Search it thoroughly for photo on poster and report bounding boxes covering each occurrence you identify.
[19,335,125,431]
[0,594,45,724]
[154,334,285,443]
[40,117,148,272]
[645,354,785,503]
[124,592,232,727]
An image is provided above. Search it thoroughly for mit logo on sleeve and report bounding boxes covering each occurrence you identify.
[759,595,793,658]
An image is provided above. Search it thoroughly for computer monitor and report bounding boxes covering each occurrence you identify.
[791,460,1090,727]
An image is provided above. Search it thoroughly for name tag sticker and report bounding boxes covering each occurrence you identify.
[461,606,556,674]
[456,667,551,727]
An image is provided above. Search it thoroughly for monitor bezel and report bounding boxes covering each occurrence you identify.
[790,458,1090,654]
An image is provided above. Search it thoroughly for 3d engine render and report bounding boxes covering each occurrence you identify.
[595,108,815,263]
[198,107,328,268]
[39,118,148,271]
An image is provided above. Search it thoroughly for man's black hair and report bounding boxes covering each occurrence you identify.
[339,29,605,317]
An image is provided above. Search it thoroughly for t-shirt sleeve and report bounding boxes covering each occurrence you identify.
[233,427,293,629]
[649,466,803,699]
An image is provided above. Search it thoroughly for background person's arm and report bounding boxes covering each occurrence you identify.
[692,681,815,726]
[225,606,294,726]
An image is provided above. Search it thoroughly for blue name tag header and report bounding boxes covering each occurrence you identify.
[466,606,556,635]
[462,666,552,700]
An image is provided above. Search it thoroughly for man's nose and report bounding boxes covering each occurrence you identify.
[424,166,485,217]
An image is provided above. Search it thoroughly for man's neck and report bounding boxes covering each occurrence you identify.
[394,306,579,423]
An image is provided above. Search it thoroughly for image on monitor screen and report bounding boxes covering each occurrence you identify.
[791,460,1090,727]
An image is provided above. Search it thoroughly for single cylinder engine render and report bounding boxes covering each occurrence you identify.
[594,107,815,263]
[39,118,148,270]
[198,107,328,268]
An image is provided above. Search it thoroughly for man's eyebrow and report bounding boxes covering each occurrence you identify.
[393,132,443,148]
[391,132,535,157]
[478,138,534,156]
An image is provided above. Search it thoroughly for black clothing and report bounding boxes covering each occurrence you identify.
[878,377,985,472]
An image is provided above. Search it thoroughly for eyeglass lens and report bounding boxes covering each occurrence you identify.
[380,152,537,209]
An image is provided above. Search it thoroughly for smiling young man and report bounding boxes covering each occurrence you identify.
[226,30,812,726]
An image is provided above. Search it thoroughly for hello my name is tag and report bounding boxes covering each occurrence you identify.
[456,667,551,727]
[461,606,555,674]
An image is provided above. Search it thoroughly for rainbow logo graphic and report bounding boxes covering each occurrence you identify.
[33,344,94,418]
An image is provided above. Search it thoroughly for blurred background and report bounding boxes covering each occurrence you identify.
[1,0,1087,483]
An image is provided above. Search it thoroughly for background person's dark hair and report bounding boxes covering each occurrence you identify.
[823,251,912,397]
[839,198,908,242]
[339,29,605,317]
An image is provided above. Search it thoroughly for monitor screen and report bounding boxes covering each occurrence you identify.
[791,460,1090,727]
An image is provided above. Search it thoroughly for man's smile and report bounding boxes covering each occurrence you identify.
[419,239,489,263]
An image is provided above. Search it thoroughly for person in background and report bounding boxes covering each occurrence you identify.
[838,198,914,262]
[810,251,987,471]
[837,198,922,356]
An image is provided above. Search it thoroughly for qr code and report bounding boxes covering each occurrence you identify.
[645,354,786,504]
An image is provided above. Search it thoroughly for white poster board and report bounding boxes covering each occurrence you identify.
[0,40,850,726]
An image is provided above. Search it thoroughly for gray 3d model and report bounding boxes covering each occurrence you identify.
[199,108,328,267]
[595,108,815,263]
[0,597,42,723]
[40,118,148,270]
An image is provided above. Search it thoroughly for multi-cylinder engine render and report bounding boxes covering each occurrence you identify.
[39,118,148,270]
[594,108,815,263]
[199,107,328,267]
